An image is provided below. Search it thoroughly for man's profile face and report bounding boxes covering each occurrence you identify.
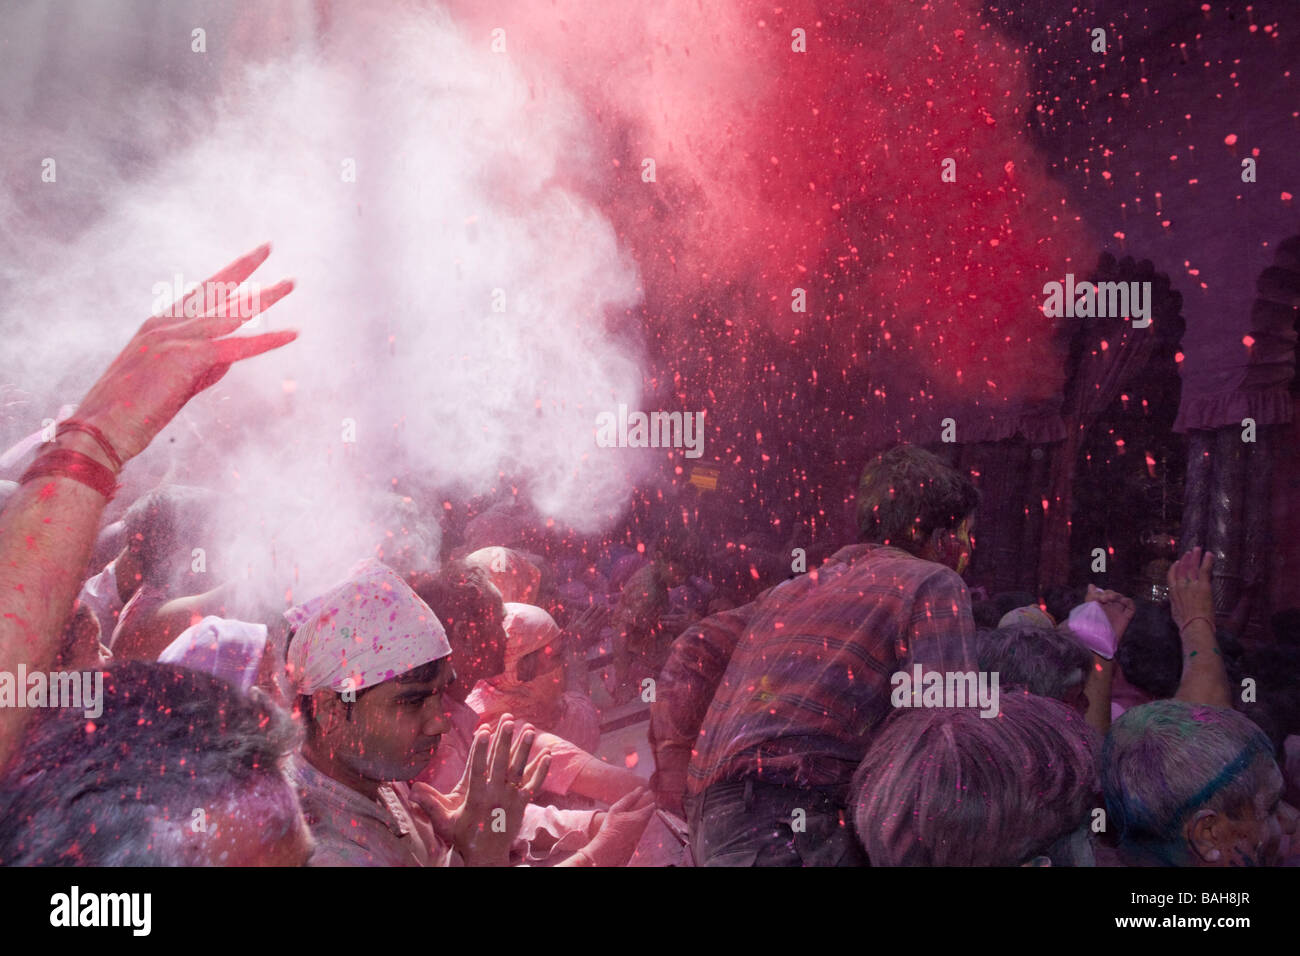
[517,640,565,687]
[321,664,455,782]
[1226,762,1296,866]
[1189,760,1298,866]
[925,517,974,574]
[954,518,974,575]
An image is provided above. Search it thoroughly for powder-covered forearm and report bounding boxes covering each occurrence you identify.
[0,471,107,771]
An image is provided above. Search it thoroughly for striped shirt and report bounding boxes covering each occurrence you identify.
[651,544,975,796]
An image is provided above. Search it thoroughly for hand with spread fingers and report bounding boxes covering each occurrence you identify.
[72,243,297,465]
[411,716,551,867]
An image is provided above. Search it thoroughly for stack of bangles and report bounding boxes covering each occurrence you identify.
[19,420,122,501]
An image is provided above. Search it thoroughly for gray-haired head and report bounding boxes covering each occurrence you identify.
[852,691,1100,865]
[1103,699,1281,866]
[977,624,1092,704]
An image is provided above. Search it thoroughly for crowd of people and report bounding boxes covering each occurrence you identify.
[0,245,1296,867]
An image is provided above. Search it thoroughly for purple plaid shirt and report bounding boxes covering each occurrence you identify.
[651,544,975,796]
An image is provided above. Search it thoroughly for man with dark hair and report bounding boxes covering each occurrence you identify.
[1114,602,1183,701]
[0,661,312,866]
[413,564,643,810]
[854,444,979,556]
[1042,585,1084,626]
[409,560,508,693]
[650,444,979,865]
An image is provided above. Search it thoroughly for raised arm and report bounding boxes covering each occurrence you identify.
[1169,547,1231,708]
[0,244,296,772]
[1080,586,1136,735]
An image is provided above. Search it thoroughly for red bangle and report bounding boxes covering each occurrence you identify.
[55,420,123,472]
[20,448,119,501]
[1179,615,1214,635]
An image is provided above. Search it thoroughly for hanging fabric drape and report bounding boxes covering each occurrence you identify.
[1038,255,1184,591]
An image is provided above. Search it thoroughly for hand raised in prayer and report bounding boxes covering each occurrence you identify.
[1167,546,1215,630]
[411,717,551,867]
[571,787,656,867]
[71,243,296,465]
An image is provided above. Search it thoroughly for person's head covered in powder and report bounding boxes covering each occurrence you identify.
[0,661,312,866]
[851,691,1100,866]
[1103,699,1298,866]
[856,444,979,573]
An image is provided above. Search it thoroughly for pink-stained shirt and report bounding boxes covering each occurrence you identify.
[291,755,457,867]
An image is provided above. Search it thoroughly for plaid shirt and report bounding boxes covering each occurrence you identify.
[650,544,975,796]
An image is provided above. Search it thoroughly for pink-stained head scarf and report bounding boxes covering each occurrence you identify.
[501,602,561,682]
[465,547,542,605]
[158,615,267,693]
[284,559,451,695]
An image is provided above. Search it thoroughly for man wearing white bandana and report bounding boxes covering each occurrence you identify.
[285,559,550,866]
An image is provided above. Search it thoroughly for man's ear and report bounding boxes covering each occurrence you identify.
[1186,809,1224,864]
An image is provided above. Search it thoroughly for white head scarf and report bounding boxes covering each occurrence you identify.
[157,615,267,693]
[284,559,451,695]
